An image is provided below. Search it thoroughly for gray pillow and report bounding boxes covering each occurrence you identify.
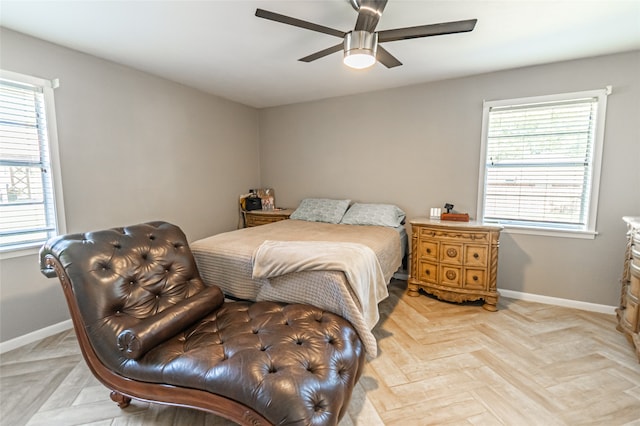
[340,203,406,227]
[290,198,351,224]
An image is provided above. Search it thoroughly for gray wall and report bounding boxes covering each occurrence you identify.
[2,26,638,344]
[0,28,261,342]
[258,51,640,307]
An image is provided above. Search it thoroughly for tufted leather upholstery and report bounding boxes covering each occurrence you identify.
[40,222,365,425]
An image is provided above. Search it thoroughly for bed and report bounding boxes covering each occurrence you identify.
[190,201,406,357]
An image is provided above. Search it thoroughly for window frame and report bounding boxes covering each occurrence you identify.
[0,69,66,258]
[476,88,610,239]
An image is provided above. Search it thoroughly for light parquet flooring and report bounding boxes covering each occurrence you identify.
[2,279,640,426]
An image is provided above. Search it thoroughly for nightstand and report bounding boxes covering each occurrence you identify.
[408,218,503,311]
[243,208,294,227]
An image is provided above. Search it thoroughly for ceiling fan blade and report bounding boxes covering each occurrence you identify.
[354,0,388,32]
[255,9,346,38]
[376,45,402,68]
[378,19,477,43]
[299,43,344,63]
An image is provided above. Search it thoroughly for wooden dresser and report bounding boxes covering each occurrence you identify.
[617,216,640,361]
[408,218,503,311]
[244,208,294,227]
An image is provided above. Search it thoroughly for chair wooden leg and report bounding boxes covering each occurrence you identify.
[110,390,131,408]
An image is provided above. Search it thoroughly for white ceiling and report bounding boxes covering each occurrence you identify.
[1,1,639,108]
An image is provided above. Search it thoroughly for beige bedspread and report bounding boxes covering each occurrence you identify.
[190,219,403,357]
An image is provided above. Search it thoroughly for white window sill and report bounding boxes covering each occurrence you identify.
[501,225,597,240]
[0,245,42,260]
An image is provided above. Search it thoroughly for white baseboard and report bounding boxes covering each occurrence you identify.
[0,319,73,354]
[499,289,616,315]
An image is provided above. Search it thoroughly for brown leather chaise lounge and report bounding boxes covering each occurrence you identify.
[40,221,365,425]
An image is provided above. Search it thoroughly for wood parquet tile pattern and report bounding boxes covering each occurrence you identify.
[2,279,639,426]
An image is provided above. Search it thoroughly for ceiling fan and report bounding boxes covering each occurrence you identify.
[255,0,477,69]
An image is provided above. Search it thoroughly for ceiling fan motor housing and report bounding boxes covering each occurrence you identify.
[344,31,378,69]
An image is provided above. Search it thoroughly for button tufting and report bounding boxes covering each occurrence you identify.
[313,400,326,412]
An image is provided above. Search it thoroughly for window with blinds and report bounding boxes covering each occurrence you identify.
[477,89,609,237]
[0,71,64,252]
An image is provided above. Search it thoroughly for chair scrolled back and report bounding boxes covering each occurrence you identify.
[39,221,220,365]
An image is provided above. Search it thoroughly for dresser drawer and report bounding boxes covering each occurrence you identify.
[623,294,639,333]
[418,260,438,284]
[440,265,462,287]
[418,240,439,261]
[464,268,487,290]
[420,228,437,238]
[464,245,488,267]
[245,215,279,227]
[244,209,293,227]
[630,263,640,298]
[632,245,640,265]
[440,243,463,265]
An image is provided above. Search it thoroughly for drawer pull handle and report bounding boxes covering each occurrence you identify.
[473,275,478,281]
[426,248,431,254]
[447,248,458,257]
[425,269,431,275]
[473,253,479,259]
[446,270,457,280]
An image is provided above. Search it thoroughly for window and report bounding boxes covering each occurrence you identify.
[0,70,65,255]
[477,88,609,238]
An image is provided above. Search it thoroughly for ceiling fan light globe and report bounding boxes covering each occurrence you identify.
[343,51,376,69]
[343,30,378,69]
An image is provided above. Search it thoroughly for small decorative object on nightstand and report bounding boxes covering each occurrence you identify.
[617,216,640,361]
[244,208,294,227]
[408,218,503,311]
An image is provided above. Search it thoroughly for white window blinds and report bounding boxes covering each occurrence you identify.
[0,75,60,251]
[478,89,608,236]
